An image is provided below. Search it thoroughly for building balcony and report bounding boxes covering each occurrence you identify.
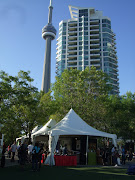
[90,25,99,30]
[67,54,77,58]
[90,64,100,67]
[68,42,77,46]
[68,51,77,54]
[90,39,100,43]
[90,44,100,48]
[68,21,77,26]
[68,51,77,55]
[68,34,77,38]
[68,24,77,27]
[68,27,77,31]
[90,53,100,57]
[68,31,77,34]
[90,28,99,32]
[68,33,77,37]
[67,59,77,62]
[90,58,100,62]
[68,39,77,43]
[68,44,77,48]
[68,46,77,51]
[90,34,99,39]
[67,64,77,67]
[90,48,100,52]
[68,37,77,41]
[90,42,100,46]
[90,20,99,25]
[68,62,77,66]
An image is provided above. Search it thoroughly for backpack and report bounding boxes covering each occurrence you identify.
[32,146,40,156]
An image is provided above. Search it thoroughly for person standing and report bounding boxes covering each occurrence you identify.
[111,145,115,165]
[32,142,40,172]
[28,142,34,163]
[121,146,125,165]
[8,144,11,158]
[38,144,44,171]
[11,141,17,162]
[19,141,28,167]
[1,142,6,168]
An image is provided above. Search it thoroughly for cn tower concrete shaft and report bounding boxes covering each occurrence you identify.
[41,0,56,93]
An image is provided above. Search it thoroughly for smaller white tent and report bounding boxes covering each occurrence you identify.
[45,108,117,165]
[16,125,42,143]
[31,119,57,139]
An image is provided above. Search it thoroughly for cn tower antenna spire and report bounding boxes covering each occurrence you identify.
[41,0,56,93]
[48,0,53,24]
[50,0,52,6]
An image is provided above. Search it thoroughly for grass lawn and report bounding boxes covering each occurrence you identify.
[0,165,135,180]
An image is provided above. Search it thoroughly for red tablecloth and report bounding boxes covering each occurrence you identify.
[54,155,77,166]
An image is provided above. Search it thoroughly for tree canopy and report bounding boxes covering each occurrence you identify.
[0,70,54,144]
[0,68,135,144]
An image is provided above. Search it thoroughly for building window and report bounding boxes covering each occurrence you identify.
[84,41,88,45]
[79,32,82,36]
[84,56,88,60]
[79,9,88,17]
[79,61,82,65]
[79,46,82,50]
[84,36,88,40]
[79,37,82,40]
[84,51,88,55]
[102,19,111,25]
[79,23,82,26]
[84,61,88,65]
[79,18,82,22]
[84,22,88,26]
[84,17,88,21]
[84,32,88,35]
[79,42,82,45]
[84,46,88,50]
[79,67,82,71]
[79,28,82,31]
[84,27,88,30]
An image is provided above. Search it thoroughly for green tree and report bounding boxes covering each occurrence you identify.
[0,70,54,144]
[106,92,135,140]
[52,67,112,131]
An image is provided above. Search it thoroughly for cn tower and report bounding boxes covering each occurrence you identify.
[41,0,56,93]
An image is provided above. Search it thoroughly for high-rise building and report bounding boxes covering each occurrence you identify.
[41,0,56,93]
[56,6,119,95]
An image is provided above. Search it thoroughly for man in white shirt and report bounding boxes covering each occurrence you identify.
[11,141,17,162]
[28,142,34,163]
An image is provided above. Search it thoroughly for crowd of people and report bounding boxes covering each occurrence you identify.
[97,145,134,166]
[1,141,49,171]
[1,141,134,168]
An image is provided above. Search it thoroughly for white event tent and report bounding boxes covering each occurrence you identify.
[45,108,117,166]
[31,119,57,139]
[16,125,43,143]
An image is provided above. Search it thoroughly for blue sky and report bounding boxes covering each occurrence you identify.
[0,0,135,95]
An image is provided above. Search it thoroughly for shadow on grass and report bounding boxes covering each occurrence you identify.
[0,165,135,180]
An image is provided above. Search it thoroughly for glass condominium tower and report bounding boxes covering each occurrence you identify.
[56,6,119,95]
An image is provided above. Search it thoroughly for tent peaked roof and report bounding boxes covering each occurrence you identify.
[32,119,57,138]
[49,108,117,142]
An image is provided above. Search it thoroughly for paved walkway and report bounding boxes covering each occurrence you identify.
[3,153,19,167]
[3,153,135,168]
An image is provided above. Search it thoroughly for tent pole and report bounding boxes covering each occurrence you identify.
[86,135,88,165]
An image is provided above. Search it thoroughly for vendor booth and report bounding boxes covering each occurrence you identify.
[45,109,117,166]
